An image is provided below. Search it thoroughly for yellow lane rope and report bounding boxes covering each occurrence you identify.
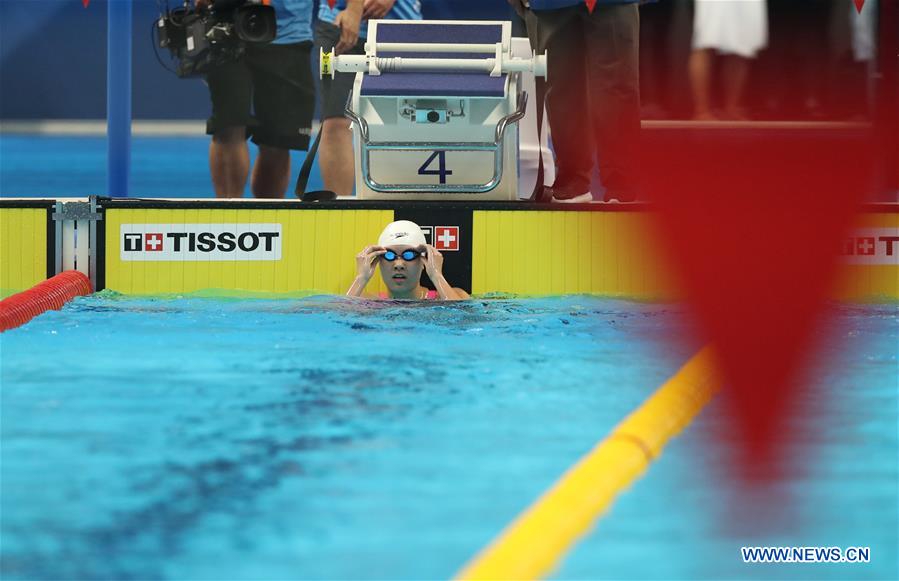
[456,347,720,580]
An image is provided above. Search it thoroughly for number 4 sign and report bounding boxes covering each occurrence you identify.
[418,151,453,184]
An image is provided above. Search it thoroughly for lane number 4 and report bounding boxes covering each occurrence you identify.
[417,151,453,184]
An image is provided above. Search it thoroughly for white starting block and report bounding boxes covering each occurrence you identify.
[320,21,548,200]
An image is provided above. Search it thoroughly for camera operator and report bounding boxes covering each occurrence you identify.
[198,0,362,198]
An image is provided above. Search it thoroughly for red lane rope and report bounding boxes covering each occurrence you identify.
[0,271,92,332]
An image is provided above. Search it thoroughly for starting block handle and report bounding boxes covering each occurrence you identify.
[322,52,547,78]
[369,42,504,54]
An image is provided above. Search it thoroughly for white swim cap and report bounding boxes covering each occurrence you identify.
[378,220,426,247]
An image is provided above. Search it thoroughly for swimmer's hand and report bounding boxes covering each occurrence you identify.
[423,244,470,300]
[347,245,384,297]
[422,244,443,280]
[357,246,385,279]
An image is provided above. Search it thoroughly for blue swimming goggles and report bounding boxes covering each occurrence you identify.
[382,249,424,262]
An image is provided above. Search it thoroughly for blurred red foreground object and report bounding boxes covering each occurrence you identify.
[642,127,874,478]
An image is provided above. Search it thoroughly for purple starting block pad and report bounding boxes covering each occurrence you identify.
[375,22,503,45]
[360,23,507,98]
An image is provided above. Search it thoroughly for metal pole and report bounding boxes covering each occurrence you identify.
[107,0,132,198]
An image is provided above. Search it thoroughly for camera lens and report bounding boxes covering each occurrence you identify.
[235,5,276,43]
[245,14,260,33]
[427,111,440,123]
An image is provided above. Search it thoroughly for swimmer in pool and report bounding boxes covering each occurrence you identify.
[346,220,470,300]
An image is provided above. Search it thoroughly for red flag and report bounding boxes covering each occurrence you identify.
[585,0,597,12]
[853,0,866,13]
[642,128,873,479]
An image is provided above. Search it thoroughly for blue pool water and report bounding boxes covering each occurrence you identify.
[1,295,690,580]
[0,135,323,198]
[558,305,898,581]
[1,297,896,580]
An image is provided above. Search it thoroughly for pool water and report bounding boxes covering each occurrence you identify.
[1,295,690,580]
[0,135,323,198]
[558,305,898,580]
[0,296,895,580]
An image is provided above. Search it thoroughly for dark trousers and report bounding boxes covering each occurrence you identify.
[526,3,640,200]
[640,0,693,118]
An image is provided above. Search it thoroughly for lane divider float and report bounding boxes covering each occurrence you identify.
[456,347,720,580]
[0,271,92,332]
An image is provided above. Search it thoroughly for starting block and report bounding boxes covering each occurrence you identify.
[320,21,548,200]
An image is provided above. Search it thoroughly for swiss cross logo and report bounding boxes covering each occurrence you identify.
[844,235,899,257]
[856,237,876,256]
[434,226,459,251]
[841,230,899,265]
[145,233,164,252]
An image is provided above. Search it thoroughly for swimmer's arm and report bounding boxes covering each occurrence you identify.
[452,287,471,299]
[431,273,470,300]
[423,244,469,300]
[425,244,471,301]
[346,276,369,298]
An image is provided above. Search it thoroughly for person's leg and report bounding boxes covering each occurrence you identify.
[210,127,250,198]
[319,117,355,196]
[529,7,593,197]
[797,1,830,118]
[246,42,315,199]
[667,0,694,118]
[585,3,641,201]
[205,56,255,198]
[638,1,665,118]
[826,0,857,118]
[314,21,364,197]
[689,48,716,120]
[722,55,751,120]
[763,0,790,117]
[251,145,291,198]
